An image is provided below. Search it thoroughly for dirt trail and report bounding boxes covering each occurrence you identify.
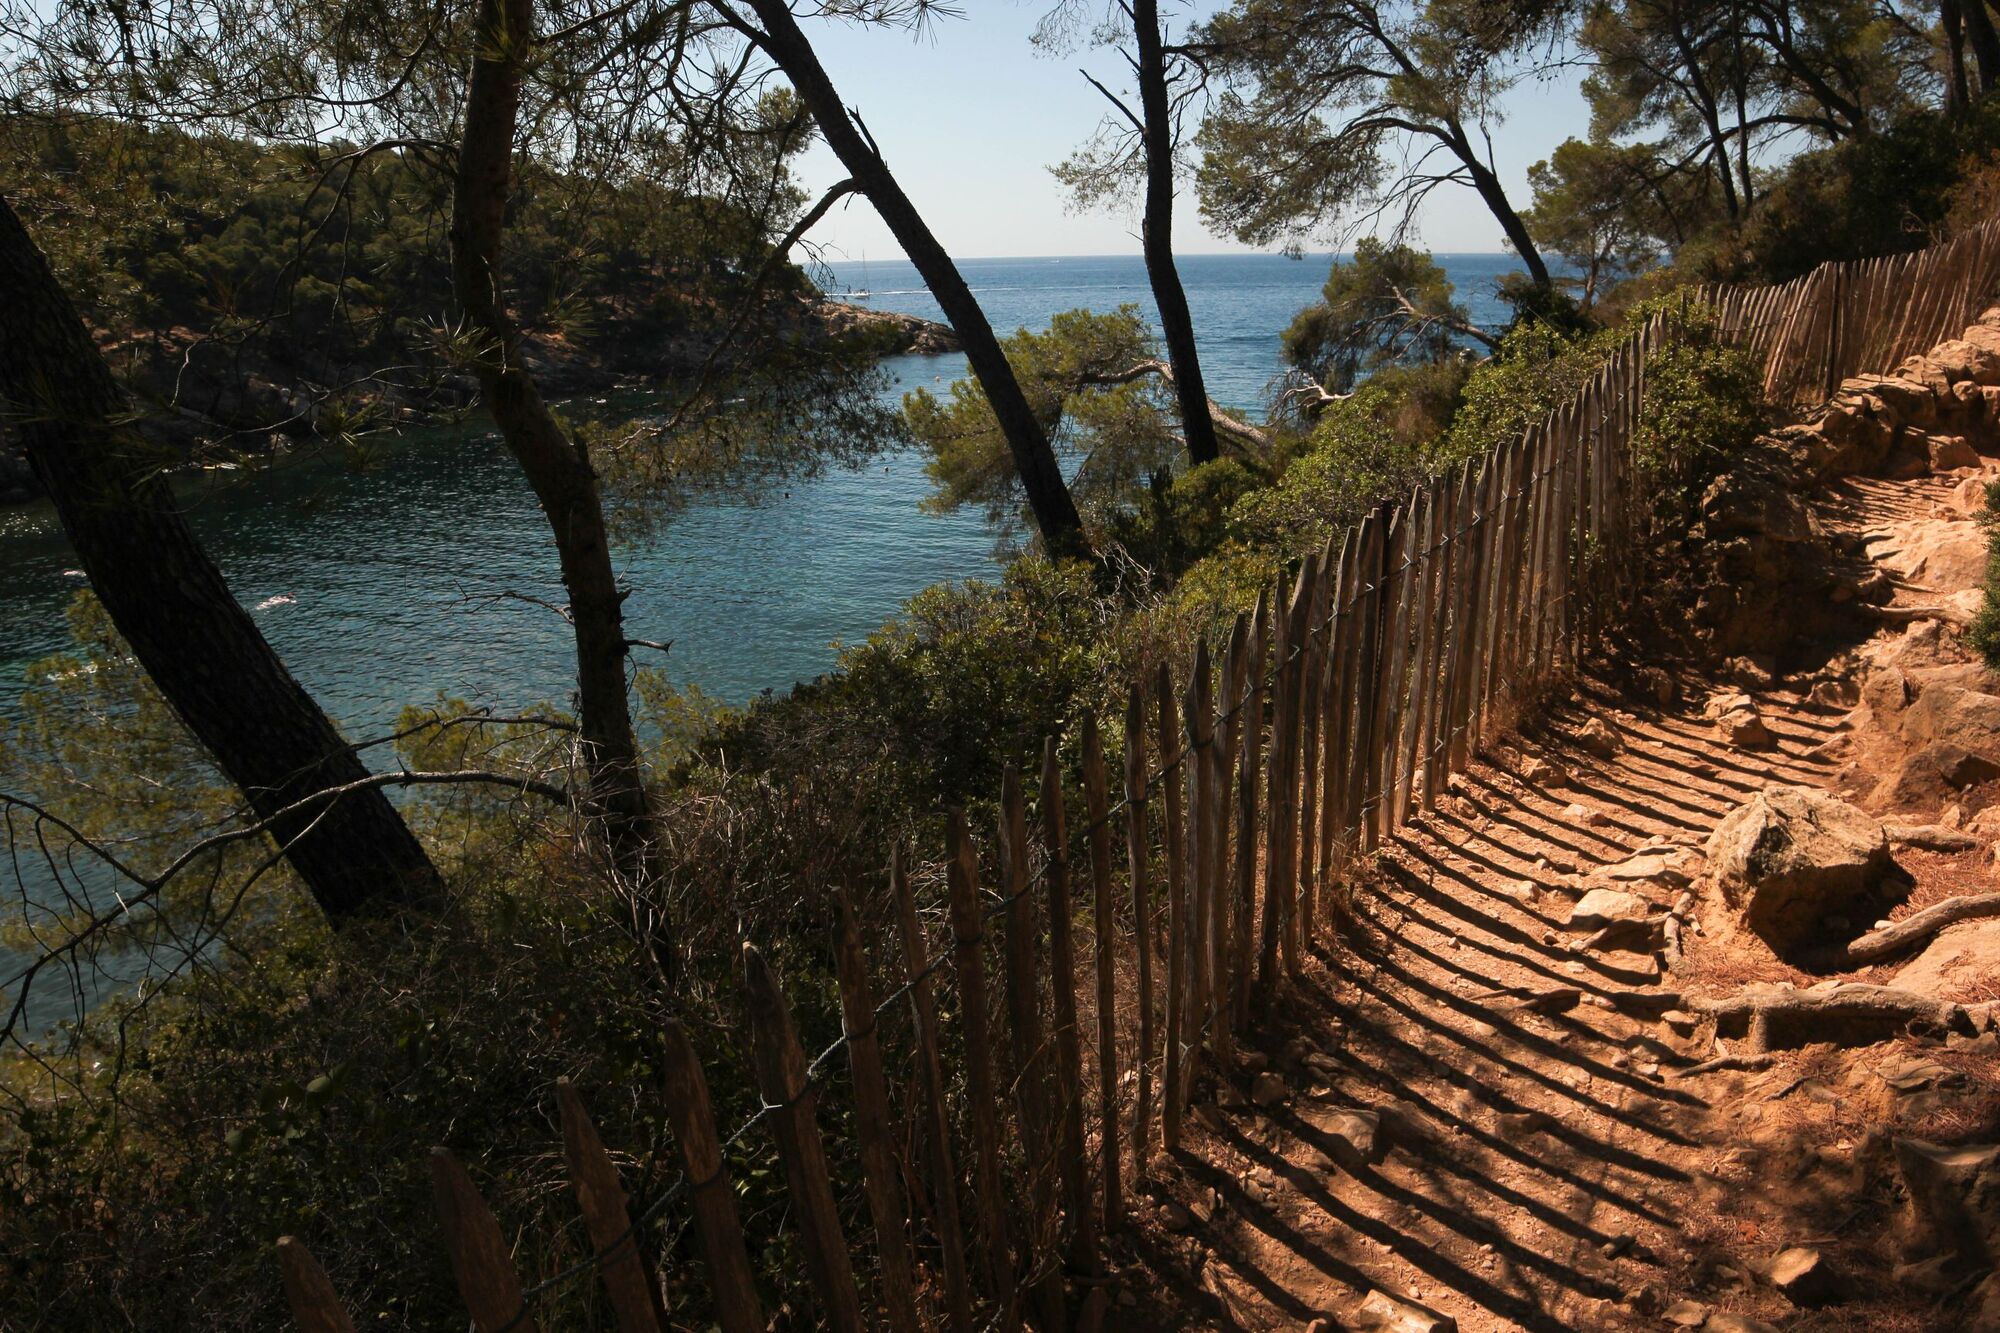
[1114,469,2000,1331]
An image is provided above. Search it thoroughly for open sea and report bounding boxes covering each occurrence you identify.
[0,253,1527,737]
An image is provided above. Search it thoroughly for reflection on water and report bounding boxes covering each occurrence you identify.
[0,356,997,742]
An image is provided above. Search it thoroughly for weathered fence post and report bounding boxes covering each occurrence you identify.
[1183,638,1214,1075]
[998,766,1066,1332]
[1153,665,1187,1151]
[1123,685,1155,1178]
[740,942,867,1333]
[1233,593,1267,1031]
[1213,612,1248,1059]
[945,810,1014,1307]
[659,1020,764,1333]
[889,848,976,1333]
[1040,738,1099,1280]
[556,1079,668,1333]
[831,894,923,1333]
[1082,713,1122,1232]
[429,1147,537,1333]
[275,1236,357,1333]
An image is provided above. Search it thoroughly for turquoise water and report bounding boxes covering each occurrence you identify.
[0,253,1527,739]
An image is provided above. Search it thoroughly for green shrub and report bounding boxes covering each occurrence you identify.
[1627,299,1766,520]
[1447,321,1606,459]
[1969,482,2000,669]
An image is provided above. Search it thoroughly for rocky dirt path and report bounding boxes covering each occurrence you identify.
[1112,470,2000,1330]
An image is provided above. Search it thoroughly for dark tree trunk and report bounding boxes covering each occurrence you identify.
[1460,151,1553,289]
[1944,0,1974,115]
[1669,19,1740,221]
[1730,28,1756,211]
[0,194,442,921]
[739,0,1088,557]
[453,0,655,871]
[1748,9,1866,134]
[1133,0,1220,467]
[1964,0,2000,96]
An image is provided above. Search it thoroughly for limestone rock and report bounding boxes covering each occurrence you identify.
[1933,333,2000,385]
[1874,741,2000,808]
[1809,677,1860,709]
[1723,655,1777,690]
[1521,756,1568,788]
[1892,1254,1960,1294]
[1353,1289,1457,1333]
[1769,1246,1837,1305]
[1704,786,1892,952]
[1929,434,1981,472]
[1706,689,1777,748]
[1875,516,1989,591]
[1569,888,1648,932]
[1968,1272,2000,1333]
[1307,1107,1384,1170]
[1702,472,1812,541]
[1872,371,1941,424]
[1702,1316,1779,1333]
[1890,919,2000,1004]
[1577,717,1624,758]
[1901,682,2000,757]
[1250,1071,1287,1108]
[1562,801,1610,829]
[1662,1299,1708,1326]
[1588,846,1701,890]
[1893,1138,2000,1263]
[1634,665,1678,705]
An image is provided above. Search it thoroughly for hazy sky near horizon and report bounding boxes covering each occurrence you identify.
[789,4,1592,260]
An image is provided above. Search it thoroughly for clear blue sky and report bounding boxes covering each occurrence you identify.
[789,4,1592,260]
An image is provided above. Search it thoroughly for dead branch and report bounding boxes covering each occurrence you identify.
[1078,358,1271,451]
[1834,893,2000,967]
[1673,1052,1776,1077]
[1277,378,1354,417]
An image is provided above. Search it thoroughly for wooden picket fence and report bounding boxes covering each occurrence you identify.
[275,222,2000,1332]
[1706,214,2000,405]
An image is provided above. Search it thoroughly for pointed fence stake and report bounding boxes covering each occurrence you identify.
[659,1020,765,1333]
[557,1079,667,1333]
[741,942,866,1333]
[275,1236,357,1333]
[429,1147,538,1333]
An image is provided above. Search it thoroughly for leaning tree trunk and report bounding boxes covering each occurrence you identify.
[453,0,656,873]
[1944,0,1974,115]
[1134,0,1221,468]
[1456,140,1553,290]
[738,0,1089,558]
[0,195,442,922]
[1965,0,2000,97]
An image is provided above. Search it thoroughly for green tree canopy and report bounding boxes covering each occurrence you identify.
[1191,0,1558,286]
[907,307,1187,533]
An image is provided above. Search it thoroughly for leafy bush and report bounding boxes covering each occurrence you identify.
[1627,299,1766,519]
[1447,321,1606,460]
[1230,375,1474,557]
[1969,482,2000,669]
[1102,456,1266,580]
[1694,101,2000,284]
[906,306,1182,532]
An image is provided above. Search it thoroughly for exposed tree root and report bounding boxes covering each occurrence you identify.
[1673,1052,1776,1078]
[1687,983,1973,1052]
[1834,893,2000,966]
